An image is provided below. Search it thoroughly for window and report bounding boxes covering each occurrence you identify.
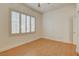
[21,14,26,33]
[11,10,36,34]
[31,16,35,32]
[26,16,31,33]
[11,11,20,34]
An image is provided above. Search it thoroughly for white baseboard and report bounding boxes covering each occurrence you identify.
[42,36,74,45]
[0,37,40,53]
[0,37,75,53]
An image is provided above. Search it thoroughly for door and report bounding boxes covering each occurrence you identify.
[73,14,77,45]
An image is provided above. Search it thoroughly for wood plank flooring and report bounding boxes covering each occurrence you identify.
[0,38,77,56]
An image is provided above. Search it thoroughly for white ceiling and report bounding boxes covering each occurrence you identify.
[25,3,75,13]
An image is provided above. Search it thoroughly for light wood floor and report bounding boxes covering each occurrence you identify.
[0,38,77,56]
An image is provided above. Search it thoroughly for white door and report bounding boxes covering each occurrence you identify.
[73,14,77,45]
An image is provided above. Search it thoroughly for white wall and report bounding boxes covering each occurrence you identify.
[0,4,42,52]
[76,3,79,53]
[43,4,76,44]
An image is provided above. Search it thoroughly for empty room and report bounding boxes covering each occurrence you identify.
[0,3,79,56]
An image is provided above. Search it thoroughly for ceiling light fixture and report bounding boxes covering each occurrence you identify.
[37,3,50,7]
[38,3,40,7]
